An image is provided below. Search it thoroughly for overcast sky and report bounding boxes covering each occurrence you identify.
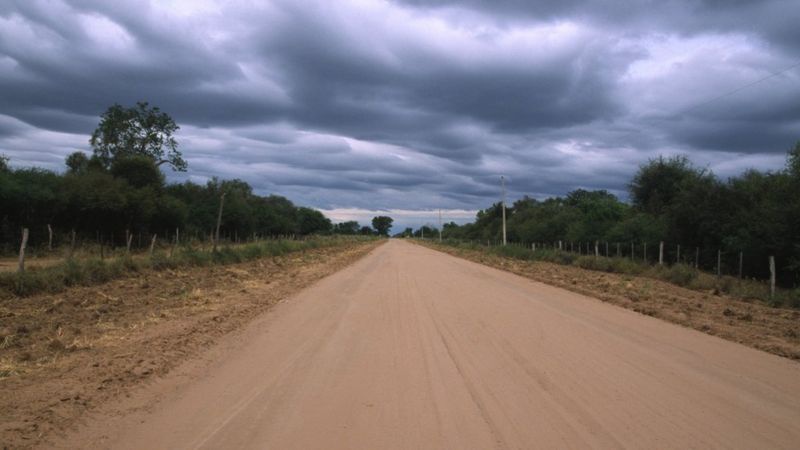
[1,0,799,230]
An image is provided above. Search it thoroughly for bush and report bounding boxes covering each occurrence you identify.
[150,252,179,270]
[82,259,117,283]
[648,263,697,286]
[607,257,645,275]
[573,255,645,274]
[63,259,86,286]
[176,247,211,267]
[492,245,534,260]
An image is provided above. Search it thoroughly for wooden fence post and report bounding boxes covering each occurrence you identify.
[677,245,680,264]
[126,232,133,254]
[630,242,634,261]
[18,228,29,274]
[716,250,721,277]
[769,256,776,299]
[659,241,664,265]
[695,247,699,269]
[150,234,157,257]
[594,241,599,258]
[47,224,53,251]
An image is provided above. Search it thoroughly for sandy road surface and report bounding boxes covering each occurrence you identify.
[56,240,800,449]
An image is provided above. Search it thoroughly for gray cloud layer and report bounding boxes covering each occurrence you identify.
[1,0,798,218]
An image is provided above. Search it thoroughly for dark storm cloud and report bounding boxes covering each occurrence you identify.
[1,0,798,220]
[393,0,800,51]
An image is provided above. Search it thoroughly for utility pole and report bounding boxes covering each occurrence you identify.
[501,176,507,246]
[213,192,226,252]
[438,209,442,242]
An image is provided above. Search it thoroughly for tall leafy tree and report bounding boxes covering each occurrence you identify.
[90,102,186,171]
[629,155,701,216]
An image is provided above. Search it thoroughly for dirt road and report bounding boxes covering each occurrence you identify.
[56,240,800,449]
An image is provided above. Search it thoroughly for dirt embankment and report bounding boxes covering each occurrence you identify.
[0,239,383,448]
[417,241,800,360]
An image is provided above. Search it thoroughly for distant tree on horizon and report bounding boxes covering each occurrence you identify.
[371,216,393,236]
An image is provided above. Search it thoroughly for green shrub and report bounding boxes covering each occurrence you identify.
[573,255,613,272]
[492,245,533,260]
[653,263,697,286]
[118,255,139,273]
[176,247,211,267]
[150,252,180,270]
[82,259,116,283]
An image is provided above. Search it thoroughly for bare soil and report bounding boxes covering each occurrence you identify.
[0,239,383,449]
[419,240,800,360]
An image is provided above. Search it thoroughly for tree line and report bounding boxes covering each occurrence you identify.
[0,102,394,254]
[0,153,339,252]
[439,145,800,286]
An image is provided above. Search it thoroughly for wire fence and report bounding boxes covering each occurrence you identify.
[420,237,795,295]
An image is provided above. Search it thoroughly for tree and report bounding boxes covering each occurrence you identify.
[65,151,89,174]
[110,155,164,189]
[333,221,360,235]
[0,154,8,172]
[629,155,701,216]
[296,207,332,235]
[413,225,437,238]
[788,141,800,177]
[371,216,393,236]
[90,102,186,171]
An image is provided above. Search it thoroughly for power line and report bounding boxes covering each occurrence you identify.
[676,59,800,116]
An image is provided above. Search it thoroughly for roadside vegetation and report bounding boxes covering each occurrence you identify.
[0,102,390,262]
[0,236,376,298]
[416,143,800,288]
[425,239,800,309]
